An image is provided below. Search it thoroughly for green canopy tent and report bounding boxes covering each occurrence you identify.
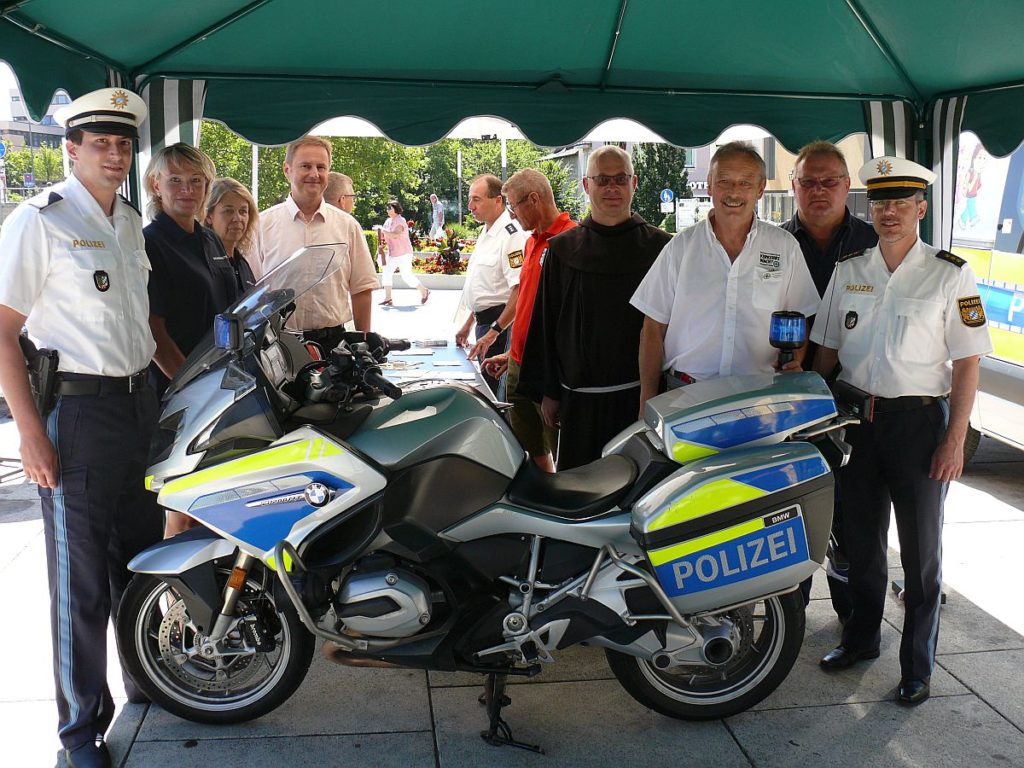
[3,0,1024,245]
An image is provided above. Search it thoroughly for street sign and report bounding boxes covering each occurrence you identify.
[660,188,674,203]
[0,142,7,159]
[660,201,675,213]
[24,172,34,187]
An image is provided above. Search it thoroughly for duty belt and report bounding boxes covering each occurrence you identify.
[57,370,148,396]
[473,304,504,324]
[871,394,944,414]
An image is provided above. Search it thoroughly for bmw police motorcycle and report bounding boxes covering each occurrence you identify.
[118,246,853,749]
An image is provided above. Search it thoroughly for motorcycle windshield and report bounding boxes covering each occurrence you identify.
[166,244,346,397]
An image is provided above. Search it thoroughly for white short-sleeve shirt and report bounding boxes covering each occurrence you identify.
[460,209,529,313]
[0,174,156,376]
[630,215,820,379]
[810,239,993,397]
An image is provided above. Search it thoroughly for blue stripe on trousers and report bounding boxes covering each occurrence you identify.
[46,399,80,735]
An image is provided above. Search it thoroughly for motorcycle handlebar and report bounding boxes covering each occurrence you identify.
[363,367,403,400]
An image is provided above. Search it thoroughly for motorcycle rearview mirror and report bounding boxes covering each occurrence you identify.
[213,312,244,352]
[769,311,807,367]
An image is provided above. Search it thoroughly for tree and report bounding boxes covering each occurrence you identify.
[198,121,252,187]
[2,145,65,187]
[632,143,693,227]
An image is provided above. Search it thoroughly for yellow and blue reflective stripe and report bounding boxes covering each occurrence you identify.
[645,456,828,532]
[647,478,766,532]
[649,516,766,566]
[163,437,343,496]
[669,399,836,453]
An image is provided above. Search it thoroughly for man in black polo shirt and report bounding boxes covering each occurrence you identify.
[781,140,878,624]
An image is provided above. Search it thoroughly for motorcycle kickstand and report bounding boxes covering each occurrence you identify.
[478,673,543,754]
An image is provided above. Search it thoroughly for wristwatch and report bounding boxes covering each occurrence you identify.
[490,321,503,335]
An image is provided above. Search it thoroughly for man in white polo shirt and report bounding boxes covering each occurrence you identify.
[632,141,820,414]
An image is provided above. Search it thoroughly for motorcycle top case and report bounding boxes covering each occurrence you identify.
[644,372,837,465]
[631,441,833,614]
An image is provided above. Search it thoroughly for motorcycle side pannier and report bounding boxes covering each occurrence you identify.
[631,442,833,614]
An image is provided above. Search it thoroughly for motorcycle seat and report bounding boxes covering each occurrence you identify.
[506,454,638,520]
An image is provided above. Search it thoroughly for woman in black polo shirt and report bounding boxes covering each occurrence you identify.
[144,144,244,396]
[204,176,258,295]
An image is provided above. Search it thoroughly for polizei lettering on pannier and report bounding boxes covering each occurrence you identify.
[653,508,810,597]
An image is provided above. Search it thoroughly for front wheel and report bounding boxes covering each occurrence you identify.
[606,590,805,720]
[117,570,315,724]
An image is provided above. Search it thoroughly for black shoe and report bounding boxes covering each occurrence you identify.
[896,677,930,705]
[66,742,111,768]
[820,645,881,670]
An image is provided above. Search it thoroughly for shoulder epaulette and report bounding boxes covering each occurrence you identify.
[29,191,64,211]
[934,249,966,268]
[837,248,867,263]
[505,222,518,235]
[118,194,141,216]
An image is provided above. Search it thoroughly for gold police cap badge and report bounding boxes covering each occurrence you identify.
[109,89,131,110]
[876,159,893,176]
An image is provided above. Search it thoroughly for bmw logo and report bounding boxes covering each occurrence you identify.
[304,482,332,507]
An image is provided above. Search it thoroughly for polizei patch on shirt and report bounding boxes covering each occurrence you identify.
[758,251,781,270]
[958,295,987,327]
[508,249,524,269]
[654,512,810,597]
[844,284,874,293]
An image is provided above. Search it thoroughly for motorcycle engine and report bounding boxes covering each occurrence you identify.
[334,567,432,638]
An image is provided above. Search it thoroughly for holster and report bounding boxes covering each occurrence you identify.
[18,334,59,417]
[832,379,874,423]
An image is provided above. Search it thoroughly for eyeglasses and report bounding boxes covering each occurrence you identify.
[869,198,917,210]
[794,174,847,189]
[340,193,357,199]
[586,173,633,187]
[508,194,533,213]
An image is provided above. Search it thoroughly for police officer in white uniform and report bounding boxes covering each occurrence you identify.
[455,174,528,393]
[812,157,993,706]
[0,88,161,768]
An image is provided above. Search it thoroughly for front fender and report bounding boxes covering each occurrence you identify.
[129,526,237,575]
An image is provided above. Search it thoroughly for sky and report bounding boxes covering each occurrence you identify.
[0,62,17,120]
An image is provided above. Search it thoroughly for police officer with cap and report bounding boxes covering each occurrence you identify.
[810,156,992,705]
[0,87,160,768]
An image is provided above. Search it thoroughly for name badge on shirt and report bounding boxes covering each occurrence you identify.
[760,270,783,281]
[758,252,781,270]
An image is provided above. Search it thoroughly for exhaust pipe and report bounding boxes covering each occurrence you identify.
[322,641,400,668]
[699,623,737,666]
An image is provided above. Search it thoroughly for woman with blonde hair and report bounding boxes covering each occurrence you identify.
[204,176,258,292]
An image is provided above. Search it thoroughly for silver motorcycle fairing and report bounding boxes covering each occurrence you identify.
[128,529,238,574]
[347,385,523,478]
[439,506,640,554]
[148,366,238,489]
[155,426,387,567]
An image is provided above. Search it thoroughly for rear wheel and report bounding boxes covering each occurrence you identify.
[606,590,804,720]
[117,570,315,724]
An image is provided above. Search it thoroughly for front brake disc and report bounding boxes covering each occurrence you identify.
[157,600,262,692]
